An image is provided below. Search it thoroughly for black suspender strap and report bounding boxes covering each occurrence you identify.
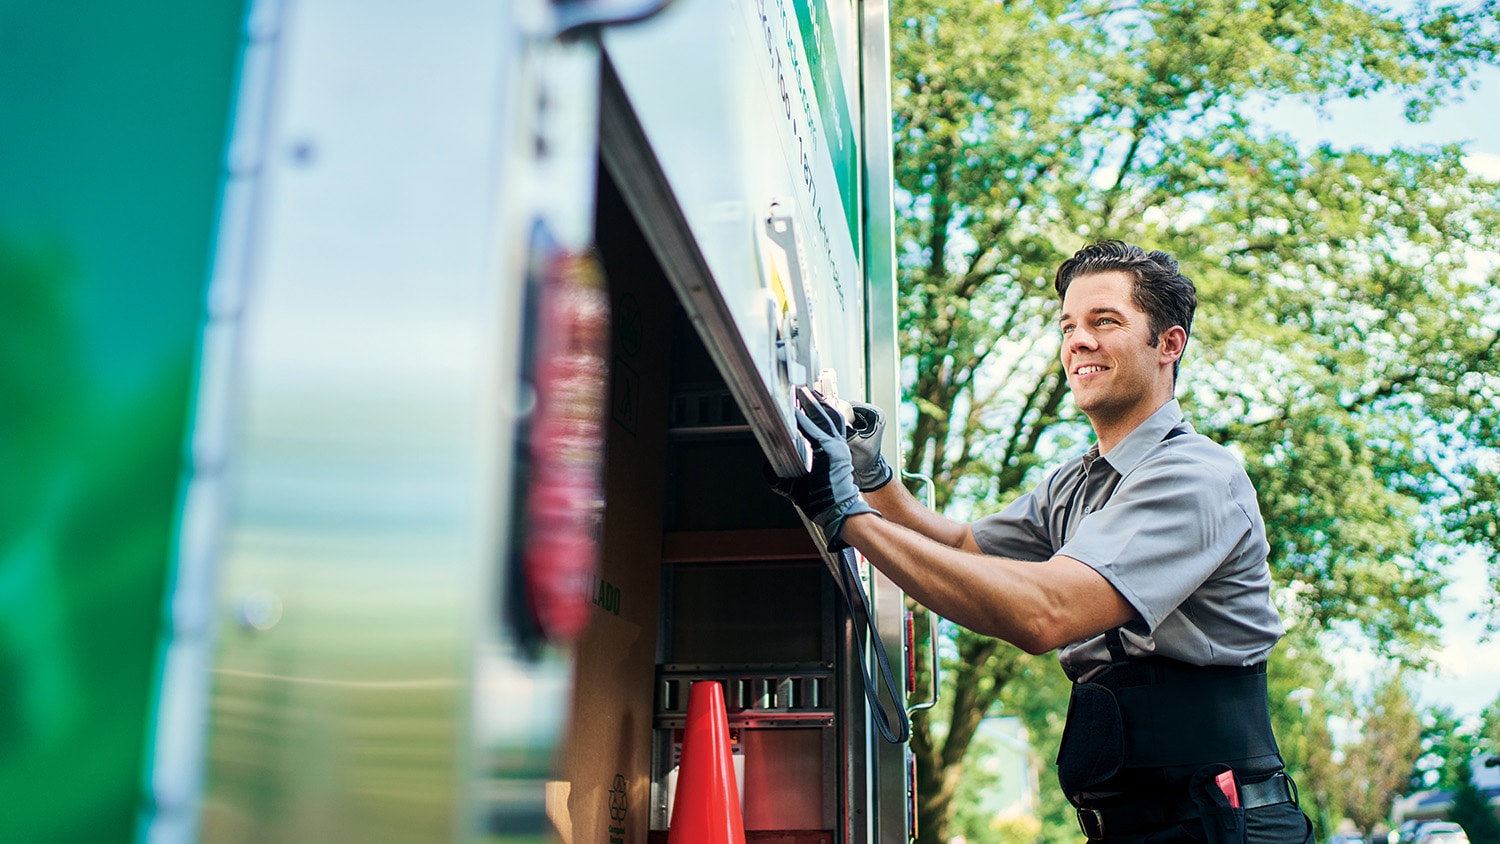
[1104,628,1129,664]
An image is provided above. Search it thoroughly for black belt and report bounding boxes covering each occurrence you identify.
[1076,772,1296,841]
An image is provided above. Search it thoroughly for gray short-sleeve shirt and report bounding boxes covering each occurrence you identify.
[971,400,1283,681]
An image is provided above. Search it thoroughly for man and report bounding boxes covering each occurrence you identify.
[778,241,1315,842]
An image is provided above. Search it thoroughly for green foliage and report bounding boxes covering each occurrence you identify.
[1267,635,1339,839]
[1451,761,1500,844]
[891,0,1500,839]
[1414,693,1500,791]
[1482,694,1500,749]
[1416,706,1478,791]
[909,615,1033,842]
[1337,670,1426,833]
[948,718,1045,844]
[950,743,1008,843]
[997,654,1078,844]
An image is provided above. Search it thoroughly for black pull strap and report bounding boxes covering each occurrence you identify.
[833,547,911,744]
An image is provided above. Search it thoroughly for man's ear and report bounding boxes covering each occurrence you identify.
[1158,325,1188,364]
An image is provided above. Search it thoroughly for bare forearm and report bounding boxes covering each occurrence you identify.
[862,479,975,549]
[840,512,1136,654]
[843,512,1053,650]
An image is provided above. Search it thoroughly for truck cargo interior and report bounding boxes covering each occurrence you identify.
[562,157,849,843]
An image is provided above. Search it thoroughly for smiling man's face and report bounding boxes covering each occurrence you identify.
[1059,270,1178,439]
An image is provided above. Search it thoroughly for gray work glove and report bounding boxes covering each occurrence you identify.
[767,390,881,550]
[845,401,895,492]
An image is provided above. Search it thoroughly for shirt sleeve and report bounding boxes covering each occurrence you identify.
[971,471,1062,563]
[1057,448,1253,633]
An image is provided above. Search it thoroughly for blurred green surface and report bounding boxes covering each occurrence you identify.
[0,2,246,841]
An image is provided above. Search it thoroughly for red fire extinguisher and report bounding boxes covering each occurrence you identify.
[511,222,610,651]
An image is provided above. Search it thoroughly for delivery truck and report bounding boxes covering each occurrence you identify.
[0,0,929,841]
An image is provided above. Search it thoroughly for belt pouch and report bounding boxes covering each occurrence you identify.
[1191,764,1247,844]
[1056,681,1125,800]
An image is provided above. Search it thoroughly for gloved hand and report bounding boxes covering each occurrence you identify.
[767,390,880,550]
[845,401,895,491]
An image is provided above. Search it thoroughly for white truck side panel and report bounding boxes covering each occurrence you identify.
[601,0,869,474]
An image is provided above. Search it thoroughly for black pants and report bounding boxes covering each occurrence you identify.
[1100,800,1314,843]
[1245,802,1317,844]
[1077,765,1316,843]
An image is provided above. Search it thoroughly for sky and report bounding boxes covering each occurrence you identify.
[1260,65,1500,175]
[1260,64,1500,720]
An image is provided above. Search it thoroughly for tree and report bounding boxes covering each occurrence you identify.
[1480,692,1500,750]
[947,706,1045,844]
[1269,636,1340,839]
[909,619,1030,842]
[1333,670,1426,833]
[995,646,1078,843]
[1416,706,1478,792]
[1451,767,1500,844]
[1423,694,1500,844]
[890,0,1500,839]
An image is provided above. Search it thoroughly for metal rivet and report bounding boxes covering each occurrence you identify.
[237,589,283,631]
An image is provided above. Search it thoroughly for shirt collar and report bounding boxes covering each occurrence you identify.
[1098,399,1185,475]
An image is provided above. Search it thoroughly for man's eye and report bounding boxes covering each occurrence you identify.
[1061,325,1074,335]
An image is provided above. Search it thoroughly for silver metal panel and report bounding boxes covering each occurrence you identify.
[840,605,874,844]
[192,1,586,841]
[601,0,869,476]
[856,1,915,838]
[142,2,287,839]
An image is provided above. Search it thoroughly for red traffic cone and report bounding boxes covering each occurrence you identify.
[668,681,746,844]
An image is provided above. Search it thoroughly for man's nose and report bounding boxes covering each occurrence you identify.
[1067,326,1098,352]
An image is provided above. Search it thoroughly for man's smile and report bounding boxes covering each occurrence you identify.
[1074,364,1110,376]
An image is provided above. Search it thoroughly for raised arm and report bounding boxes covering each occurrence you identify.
[860,478,978,551]
[840,512,1134,654]
[783,392,1135,654]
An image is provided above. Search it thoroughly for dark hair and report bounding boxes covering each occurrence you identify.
[1054,240,1196,376]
